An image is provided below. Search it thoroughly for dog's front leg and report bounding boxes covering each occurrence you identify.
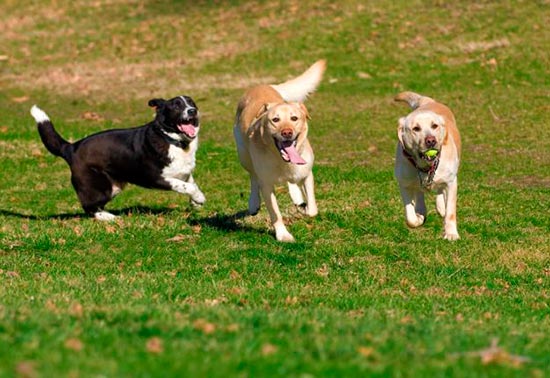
[443,179,459,240]
[261,185,294,242]
[399,185,425,228]
[185,174,206,207]
[248,173,261,215]
[165,177,206,206]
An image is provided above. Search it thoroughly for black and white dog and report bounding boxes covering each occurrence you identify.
[30,96,205,220]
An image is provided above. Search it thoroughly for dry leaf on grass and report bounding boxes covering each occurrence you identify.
[357,71,372,79]
[69,302,84,317]
[193,319,216,334]
[285,296,298,305]
[315,264,329,278]
[81,111,104,121]
[226,323,239,333]
[64,338,84,351]
[453,338,531,367]
[96,276,106,284]
[146,337,163,354]
[12,96,29,103]
[229,270,241,280]
[261,343,278,356]
[357,346,375,358]
[459,38,510,53]
[16,361,37,378]
[166,234,189,242]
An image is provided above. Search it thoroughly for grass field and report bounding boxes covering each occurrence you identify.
[1,0,550,377]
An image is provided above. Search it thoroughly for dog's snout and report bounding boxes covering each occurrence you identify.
[425,135,437,148]
[281,128,293,139]
[187,108,197,117]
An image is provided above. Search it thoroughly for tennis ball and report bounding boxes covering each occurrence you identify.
[424,149,438,158]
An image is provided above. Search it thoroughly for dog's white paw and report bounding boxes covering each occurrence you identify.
[94,211,117,221]
[406,213,425,228]
[295,203,317,217]
[306,205,318,217]
[190,188,206,206]
[444,232,460,241]
[275,227,295,243]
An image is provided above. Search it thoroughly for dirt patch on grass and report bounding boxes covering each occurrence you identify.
[3,58,276,101]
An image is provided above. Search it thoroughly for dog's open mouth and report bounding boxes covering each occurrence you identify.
[275,139,306,165]
[176,117,199,139]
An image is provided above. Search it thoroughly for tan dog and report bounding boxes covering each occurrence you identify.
[394,91,461,240]
[234,60,326,242]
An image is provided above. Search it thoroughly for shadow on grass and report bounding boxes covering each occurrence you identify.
[189,210,268,235]
[0,206,177,220]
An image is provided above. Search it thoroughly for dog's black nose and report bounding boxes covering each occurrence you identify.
[187,108,197,117]
[425,135,437,148]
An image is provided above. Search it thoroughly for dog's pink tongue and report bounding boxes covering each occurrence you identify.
[284,145,307,165]
[178,124,196,137]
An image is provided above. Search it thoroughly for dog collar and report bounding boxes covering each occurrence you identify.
[157,128,191,150]
[402,146,440,188]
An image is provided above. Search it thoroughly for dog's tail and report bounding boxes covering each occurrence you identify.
[271,59,326,102]
[30,105,72,162]
[394,91,435,110]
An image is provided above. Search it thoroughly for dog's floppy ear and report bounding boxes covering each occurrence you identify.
[255,103,272,120]
[434,114,446,141]
[299,103,311,120]
[148,98,166,110]
[397,117,407,145]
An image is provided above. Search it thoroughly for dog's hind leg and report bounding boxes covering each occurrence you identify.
[72,170,117,221]
[288,183,305,207]
[302,173,318,217]
[436,192,446,217]
[442,180,459,240]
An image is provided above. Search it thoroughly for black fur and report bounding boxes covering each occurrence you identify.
[32,96,201,216]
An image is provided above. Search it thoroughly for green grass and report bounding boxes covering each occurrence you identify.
[1,0,550,377]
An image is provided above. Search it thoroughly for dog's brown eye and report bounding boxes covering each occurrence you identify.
[412,126,421,132]
[431,124,439,129]
[272,117,280,123]
[290,116,298,121]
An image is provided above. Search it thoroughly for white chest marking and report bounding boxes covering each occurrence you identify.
[161,142,197,180]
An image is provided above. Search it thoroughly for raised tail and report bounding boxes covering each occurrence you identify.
[271,59,326,102]
[394,91,435,110]
[30,105,72,162]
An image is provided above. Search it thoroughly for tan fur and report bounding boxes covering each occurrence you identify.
[233,61,326,242]
[394,91,461,240]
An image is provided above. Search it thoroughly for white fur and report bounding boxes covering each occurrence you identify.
[163,131,185,142]
[270,60,326,102]
[395,98,460,241]
[30,105,50,123]
[161,142,205,205]
[112,184,124,198]
[94,211,117,221]
[234,112,317,243]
